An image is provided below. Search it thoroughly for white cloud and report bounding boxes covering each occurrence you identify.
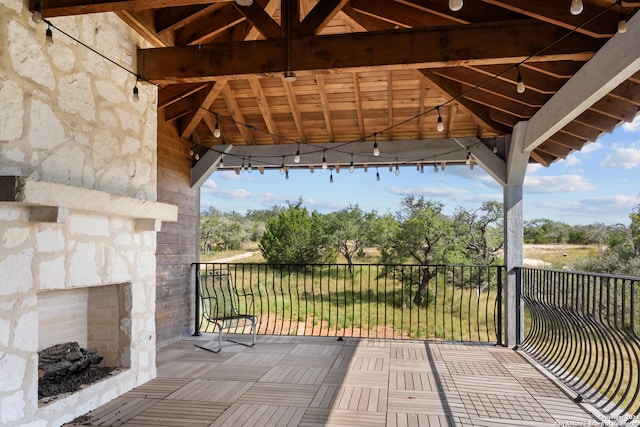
[622,115,640,132]
[599,144,640,169]
[386,186,500,203]
[580,141,603,154]
[524,175,595,193]
[532,195,638,224]
[560,155,581,167]
[527,164,544,174]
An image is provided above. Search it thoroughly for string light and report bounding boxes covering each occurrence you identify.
[466,150,472,165]
[570,0,583,15]
[329,168,334,184]
[373,133,380,156]
[436,106,444,132]
[189,148,194,157]
[349,154,355,173]
[32,1,43,23]
[241,159,245,171]
[45,24,53,46]
[132,77,140,101]
[618,2,628,34]
[322,151,328,169]
[433,160,439,173]
[395,161,400,176]
[285,169,289,179]
[492,142,498,153]
[247,157,252,173]
[416,162,421,171]
[294,143,301,163]
[516,66,525,94]
[449,0,463,12]
[219,155,224,168]
[280,156,285,175]
[213,115,221,138]
[376,167,380,182]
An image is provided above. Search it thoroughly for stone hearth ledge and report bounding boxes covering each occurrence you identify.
[0,176,178,227]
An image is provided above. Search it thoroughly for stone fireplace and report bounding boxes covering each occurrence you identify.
[0,4,179,425]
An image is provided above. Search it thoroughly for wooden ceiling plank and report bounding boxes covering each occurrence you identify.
[281,76,307,142]
[222,84,255,144]
[431,67,549,107]
[387,70,393,139]
[523,12,640,152]
[352,73,365,139]
[299,0,350,35]
[116,10,172,47]
[340,3,397,31]
[139,21,602,83]
[590,94,640,122]
[417,78,426,140]
[350,0,458,28]
[395,0,521,24]
[32,0,220,18]
[316,74,335,142]
[420,70,512,134]
[529,150,552,167]
[179,82,224,138]
[608,79,640,106]
[481,0,618,38]
[469,64,569,95]
[249,79,281,143]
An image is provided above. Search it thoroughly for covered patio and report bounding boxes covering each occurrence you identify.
[2,0,639,425]
[65,335,601,427]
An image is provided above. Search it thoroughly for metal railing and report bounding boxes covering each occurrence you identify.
[520,267,640,418]
[195,263,504,343]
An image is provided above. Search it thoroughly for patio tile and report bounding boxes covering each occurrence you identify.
[300,408,386,426]
[210,403,306,427]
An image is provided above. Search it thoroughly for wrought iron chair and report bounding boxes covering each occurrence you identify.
[196,269,257,352]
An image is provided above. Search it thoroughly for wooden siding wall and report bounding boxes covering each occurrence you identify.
[156,120,199,348]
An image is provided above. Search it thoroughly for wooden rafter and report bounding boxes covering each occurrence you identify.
[299,0,349,35]
[316,74,334,142]
[138,21,602,83]
[221,84,255,144]
[352,72,365,139]
[281,76,306,143]
[179,82,224,138]
[249,79,280,143]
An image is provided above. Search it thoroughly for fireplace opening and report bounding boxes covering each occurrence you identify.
[37,283,131,404]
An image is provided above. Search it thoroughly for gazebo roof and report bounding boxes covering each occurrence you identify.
[36,0,640,177]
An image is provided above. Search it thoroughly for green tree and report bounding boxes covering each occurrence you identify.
[454,201,503,265]
[259,201,336,264]
[376,196,460,305]
[324,205,377,273]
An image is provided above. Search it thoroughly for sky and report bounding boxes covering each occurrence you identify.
[201,116,640,226]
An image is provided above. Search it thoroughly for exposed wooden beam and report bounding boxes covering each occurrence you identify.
[115,10,171,47]
[235,0,281,39]
[174,3,245,45]
[221,84,255,144]
[281,76,306,143]
[316,74,335,142]
[299,0,350,35]
[523,12,640,152]
[179,82,224,138]
[249,79,280,143]
[352,73,365,139]
[351,0,458,28]
[454,137,507,186]
[138,21,602,83]
[31,0,221,18]
[158,83,208,109]
[419,70,512,134]
[481,0,618,38]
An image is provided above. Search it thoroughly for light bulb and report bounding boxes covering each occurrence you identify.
[376,170,380,181]
[349,159,355,173]
[420,165,424,174]
[492,143,498,153]
[219,156,224,168]
[294,148,300,163]
[395,164,400,176]
[132,84,140,101]
[433,163,438,173]
[618,15,628,34]
[329,173,333,184]
[213,118,221,138]
[322,153,328,170]
[449,0,463,12]
[45,25,53,45]
[195,153,200,160]
[32,2,43,23]
[437,116,444,132]
[234,0,253,6]
[285,170,289,180]
[466,151,471,165]
[373,141,380,156]
[570,0,583,15]
[189,149,194,157]
[247,158,252,173]
[516,72,525,94]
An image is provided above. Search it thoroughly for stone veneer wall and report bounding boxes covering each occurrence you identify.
[0,1,163,425]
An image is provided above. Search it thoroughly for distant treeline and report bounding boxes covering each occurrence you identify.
[201,196,640,276]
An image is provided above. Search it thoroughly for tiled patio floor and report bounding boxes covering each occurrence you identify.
[67,335,601,426]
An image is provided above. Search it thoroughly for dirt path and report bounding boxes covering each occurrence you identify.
[213,252,257,263]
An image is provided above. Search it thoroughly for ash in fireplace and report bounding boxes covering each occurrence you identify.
[39,366,117,400]
[38,342,117,401]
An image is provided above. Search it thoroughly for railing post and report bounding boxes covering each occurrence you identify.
[496,266,503,346]
[192,263,202,336]
[515,266,523,346]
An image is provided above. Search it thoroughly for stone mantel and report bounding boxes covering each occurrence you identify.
[0,176,177,227]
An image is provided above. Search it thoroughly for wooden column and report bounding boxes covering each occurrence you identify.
[503,121,529,348]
